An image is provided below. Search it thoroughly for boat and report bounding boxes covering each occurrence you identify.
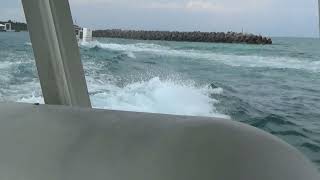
[0,24,6,32]
[0,23,15,32]
[74,24,93,42]
[0,0,318,179]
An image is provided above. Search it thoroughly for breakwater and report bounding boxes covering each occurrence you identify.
[93,30,272,45]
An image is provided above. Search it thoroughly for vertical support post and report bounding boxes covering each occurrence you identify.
[21,0,91,108]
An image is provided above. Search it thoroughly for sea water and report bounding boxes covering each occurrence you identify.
[0,32,319,169]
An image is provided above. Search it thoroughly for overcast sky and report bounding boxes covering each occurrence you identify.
[0,0,319,37]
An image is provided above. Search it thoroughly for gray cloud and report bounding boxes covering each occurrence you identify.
[0,1,25,21]
[0,0,318,37]
[69,0,319,37]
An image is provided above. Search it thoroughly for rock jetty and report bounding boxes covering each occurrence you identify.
[93,30,272,45]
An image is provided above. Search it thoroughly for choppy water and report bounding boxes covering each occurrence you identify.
[0,32,320,169]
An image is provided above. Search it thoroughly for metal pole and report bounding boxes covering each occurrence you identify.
[21,0,91,108]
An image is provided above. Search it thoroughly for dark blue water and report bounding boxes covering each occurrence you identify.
[0,32,319,169]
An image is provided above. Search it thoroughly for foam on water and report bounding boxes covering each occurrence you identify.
[81,40,169,52]
[0,61,32,69]
[0,61,14,69]
[81,40,320,72]
[8,71,227,118]
[24,42,32,46]
[125,51,136,59]
[88,76,228,118]
[18,93,44,104]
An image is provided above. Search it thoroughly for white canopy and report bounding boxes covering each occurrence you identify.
[0,24,5,27]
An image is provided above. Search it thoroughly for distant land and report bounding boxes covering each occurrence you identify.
[0,20,28,32]
[93,29,272,45]
[0,20,272,44]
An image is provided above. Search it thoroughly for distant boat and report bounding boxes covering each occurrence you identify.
[0,23,15,32]
[0,24,6,32]
[74,24,93,42]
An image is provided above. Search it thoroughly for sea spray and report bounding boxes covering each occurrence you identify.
[88,76,228,118]
[15,76,228,118]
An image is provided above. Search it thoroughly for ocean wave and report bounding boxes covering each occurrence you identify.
[18,94,44,104]
[301,142,320,153]
[80,40,169,52]
[88,76,228,118]
[271,130,308,138]
[125,51,136,59]
[81,40,320,72]
[0,59,34,69]
[0,61,14,69]
[14,75,228,119]
[0,77,42,104]
[249,114,297,128]
[24,42,32,46]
